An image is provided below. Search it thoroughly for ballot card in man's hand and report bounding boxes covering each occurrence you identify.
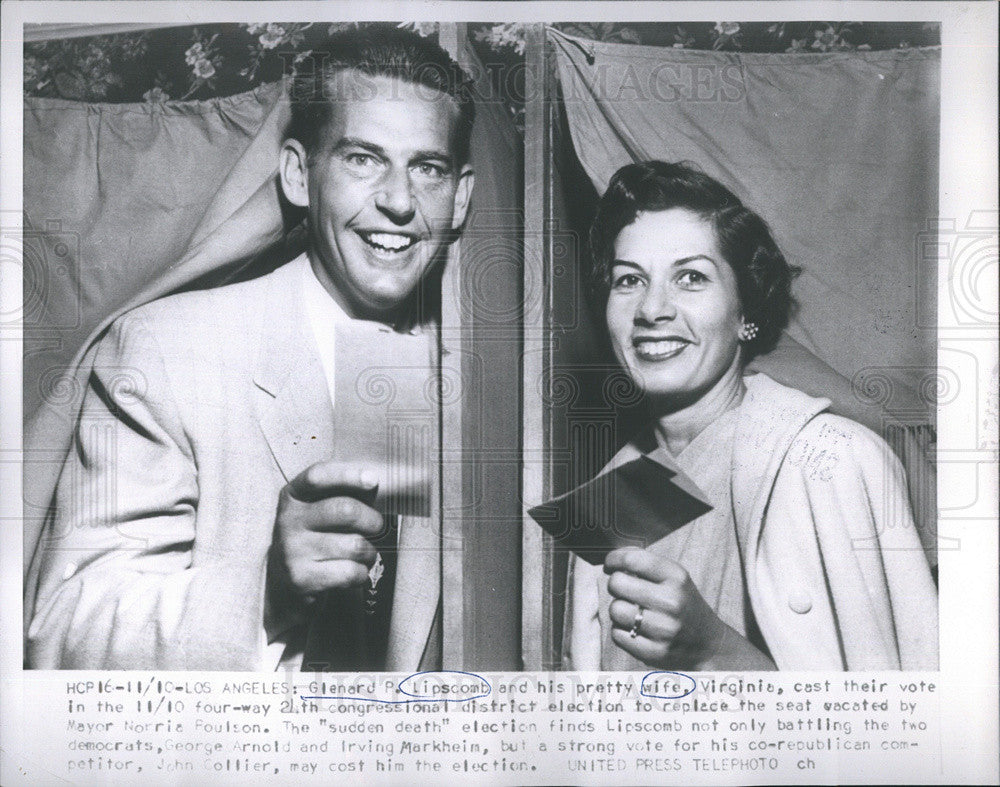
[527,450,712,565]
[331,323,435,517]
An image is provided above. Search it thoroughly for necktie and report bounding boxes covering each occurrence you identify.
[301,516,398,671]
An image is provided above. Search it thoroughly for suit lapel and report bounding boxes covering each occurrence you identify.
[252,260,335,484]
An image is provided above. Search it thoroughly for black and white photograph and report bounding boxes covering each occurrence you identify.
[1,2,997,785]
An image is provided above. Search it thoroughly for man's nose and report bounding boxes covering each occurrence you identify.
[374,167,416,223]
[635,283,677,324]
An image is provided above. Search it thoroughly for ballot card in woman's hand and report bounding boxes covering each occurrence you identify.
[526,451,713,565]
[331,323,435,517]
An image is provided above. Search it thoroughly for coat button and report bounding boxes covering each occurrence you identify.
[788,591,812,614]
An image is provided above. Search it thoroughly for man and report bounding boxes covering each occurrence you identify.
[26,26,475,671]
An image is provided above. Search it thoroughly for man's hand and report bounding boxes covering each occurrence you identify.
[271,461,384,600]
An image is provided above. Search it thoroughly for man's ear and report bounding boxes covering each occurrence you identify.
[279,139,310,208]
[450,165,475,230]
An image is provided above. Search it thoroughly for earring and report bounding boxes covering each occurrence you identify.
[739,321,759,342]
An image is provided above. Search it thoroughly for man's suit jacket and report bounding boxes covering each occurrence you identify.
[26,260,441,670]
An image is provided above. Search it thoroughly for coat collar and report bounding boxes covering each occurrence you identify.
[729,373,830,668]
[730,372,831,555]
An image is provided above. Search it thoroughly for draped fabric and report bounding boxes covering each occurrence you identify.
[551,29,939,409]
[549,29,939,554]
[24,81,293,420]
[23,80,297,597]
[22,37,522,605]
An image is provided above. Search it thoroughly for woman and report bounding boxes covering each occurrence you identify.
[564,161,938,671]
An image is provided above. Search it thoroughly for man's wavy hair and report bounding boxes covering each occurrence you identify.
[287,24,476,165]
[589,160,799,361]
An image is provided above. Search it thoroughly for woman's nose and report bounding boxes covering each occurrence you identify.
[635,283,677,324]
[374,167,416,223]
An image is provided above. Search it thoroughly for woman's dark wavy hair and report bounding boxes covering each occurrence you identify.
[287,24,476,165]
[589,160,799,361]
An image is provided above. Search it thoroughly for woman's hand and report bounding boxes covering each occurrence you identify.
[604,547,775,671]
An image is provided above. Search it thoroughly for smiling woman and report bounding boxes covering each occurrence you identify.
[605,209,746,419]
[564,161,938,672]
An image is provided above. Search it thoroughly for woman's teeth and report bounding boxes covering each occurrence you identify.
[634,339,688,359]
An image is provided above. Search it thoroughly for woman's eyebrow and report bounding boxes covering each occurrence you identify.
[672,254,718,268]
[612,255,718,272]
[610,259,645,271]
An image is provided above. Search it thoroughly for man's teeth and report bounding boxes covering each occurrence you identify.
[635,339,687,357]
[362,232,416,252]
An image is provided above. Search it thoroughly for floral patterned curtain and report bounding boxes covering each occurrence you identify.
[25,21,938,137]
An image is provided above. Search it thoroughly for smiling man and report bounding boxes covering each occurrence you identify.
[281,47,473,321]
[26,26,474,671]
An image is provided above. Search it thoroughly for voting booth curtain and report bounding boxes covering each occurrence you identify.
[22,31,525,670]
[23,79,289,600]
[547,28,939,542]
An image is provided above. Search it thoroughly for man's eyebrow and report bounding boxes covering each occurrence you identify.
[330,137,387,157]
[410,148,453,163]
[410,150,455,169]
[330,138,454,167]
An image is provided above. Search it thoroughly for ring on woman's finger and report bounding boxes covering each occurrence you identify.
[629,607,645,638]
